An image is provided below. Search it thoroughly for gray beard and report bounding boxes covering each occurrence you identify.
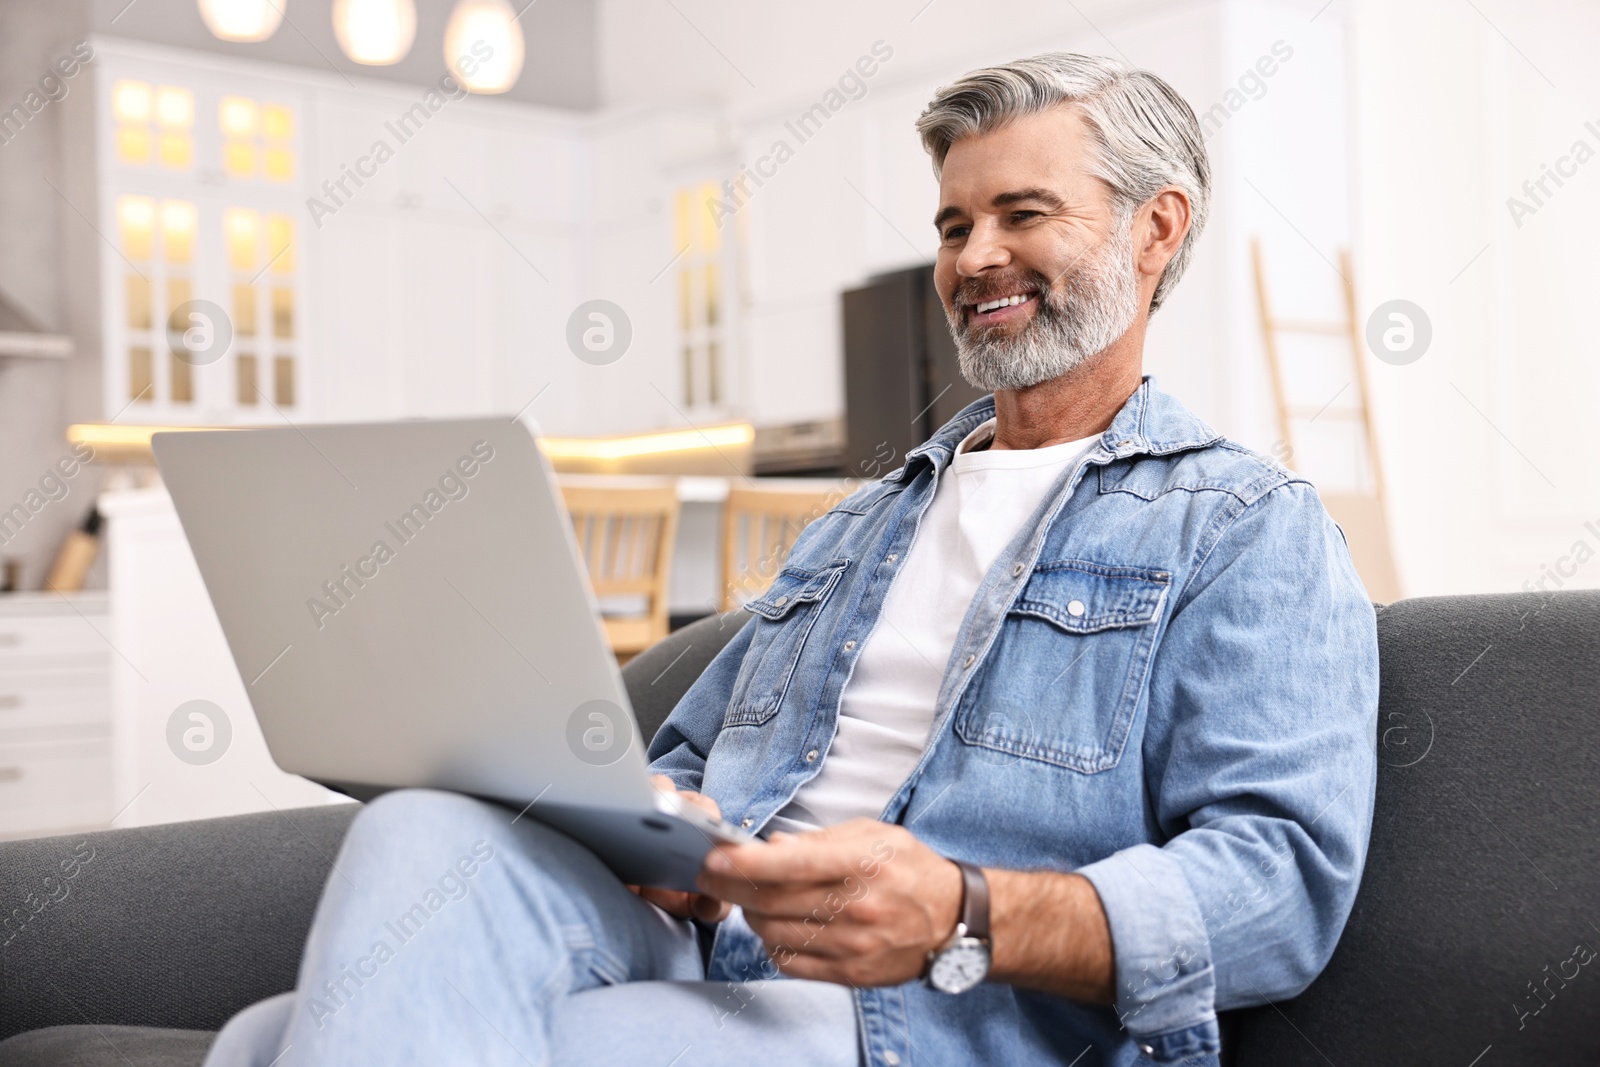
[948,220,1140,392]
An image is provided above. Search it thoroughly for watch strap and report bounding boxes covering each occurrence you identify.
[954,859,990,943]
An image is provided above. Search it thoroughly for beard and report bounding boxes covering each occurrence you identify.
[946,218,1141,392]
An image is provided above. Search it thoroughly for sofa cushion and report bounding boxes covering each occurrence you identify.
[622,610,750,744]
[0,1025,210,1067]
[0,805,357,1042]
[1230,591,1600,1064]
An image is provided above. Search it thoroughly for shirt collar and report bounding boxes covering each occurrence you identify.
[897,376,1222,479]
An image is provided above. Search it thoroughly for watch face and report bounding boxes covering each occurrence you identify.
[929,938,991,994]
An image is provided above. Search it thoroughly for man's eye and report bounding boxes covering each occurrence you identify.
[1010,211,1041,223]
[941,225,970,241]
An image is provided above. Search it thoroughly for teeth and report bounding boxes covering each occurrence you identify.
[975,293,1030,313]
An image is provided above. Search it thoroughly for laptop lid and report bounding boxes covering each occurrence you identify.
[153,417,655,812]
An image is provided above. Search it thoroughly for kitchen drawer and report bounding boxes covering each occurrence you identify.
[0,738,112,838]
[0,667,111,731]
[0,614,112,666]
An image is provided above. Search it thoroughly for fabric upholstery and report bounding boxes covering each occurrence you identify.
[622,610,750,744]
[0,804,357,1045]
[1230,591,1600,1063]
[0,1027,212,1067]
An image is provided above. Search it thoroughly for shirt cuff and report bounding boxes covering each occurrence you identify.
[1075,843,1221,1061]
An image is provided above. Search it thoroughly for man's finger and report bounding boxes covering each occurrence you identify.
[677,792,721,819]
[636,886,692,917]
[703,876,871,919]
[691,893,731,923]
[706,826,895,887]
[744,917,858,960]
[764,947,852,984]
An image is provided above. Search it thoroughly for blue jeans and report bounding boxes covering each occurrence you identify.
[203,790,861,1067]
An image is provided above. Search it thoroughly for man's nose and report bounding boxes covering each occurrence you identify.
[956,216,1011,277]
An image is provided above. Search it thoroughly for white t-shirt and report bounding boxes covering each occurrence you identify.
[767,418,1097,834]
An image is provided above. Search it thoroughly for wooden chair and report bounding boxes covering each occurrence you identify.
[559,479,680,662]
[719,483,848,612]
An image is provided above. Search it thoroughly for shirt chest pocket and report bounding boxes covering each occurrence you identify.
[955,560,1169,774]
[724,558,851,728]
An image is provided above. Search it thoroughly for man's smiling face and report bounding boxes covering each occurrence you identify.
[932,105,1144,391]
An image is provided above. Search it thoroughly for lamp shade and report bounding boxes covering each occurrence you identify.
[332,0,417,66]
[443,0,525,94]
[197,0,285,43]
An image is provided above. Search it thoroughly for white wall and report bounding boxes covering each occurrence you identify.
[595,0,1351,446]
[1351,0,1600,596]
[592,0,1600,600]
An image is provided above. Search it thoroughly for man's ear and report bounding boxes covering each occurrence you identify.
[1135,187,1192,282]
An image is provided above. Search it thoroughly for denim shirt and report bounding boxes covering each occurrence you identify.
[648,379,1379,1067]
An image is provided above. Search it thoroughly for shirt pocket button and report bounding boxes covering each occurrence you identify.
[1067,599,1086,617]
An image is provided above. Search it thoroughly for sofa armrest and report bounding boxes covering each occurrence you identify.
[0,803,358,1040]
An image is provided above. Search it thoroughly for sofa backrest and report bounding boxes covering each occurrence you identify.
[1230,591,1600,1064]
[622,609,750,743]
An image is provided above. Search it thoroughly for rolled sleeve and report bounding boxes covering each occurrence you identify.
[1077,843,1221,1061]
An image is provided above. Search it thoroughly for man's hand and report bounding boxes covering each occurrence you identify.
[696,818,963,988]
[628,775,733,924]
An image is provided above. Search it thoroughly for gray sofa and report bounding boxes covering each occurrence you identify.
[2,594,1596,1065]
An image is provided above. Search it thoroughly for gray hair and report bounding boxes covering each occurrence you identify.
[916,52,1210,313]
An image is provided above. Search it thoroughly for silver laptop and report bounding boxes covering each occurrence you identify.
[153,416,751,891]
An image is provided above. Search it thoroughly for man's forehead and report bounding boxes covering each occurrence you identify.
[935,106,1097,213]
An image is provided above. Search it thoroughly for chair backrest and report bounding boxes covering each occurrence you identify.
[1229,590,1600,1065]
[719,484,845,611]
[559,479,680,657]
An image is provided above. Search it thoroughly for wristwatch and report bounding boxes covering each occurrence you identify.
[924,858,991,994]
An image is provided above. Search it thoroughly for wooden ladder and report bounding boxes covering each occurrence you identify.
[1250,238,1403,603]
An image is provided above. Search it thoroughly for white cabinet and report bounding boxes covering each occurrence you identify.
[0,594,112,839]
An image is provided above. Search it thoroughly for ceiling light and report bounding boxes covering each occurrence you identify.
[198,0,286,43]
[332,0,417,66]
[443,0,525,95]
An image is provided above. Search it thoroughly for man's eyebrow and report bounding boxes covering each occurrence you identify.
[992,187,1066,210]
[932,188,1067,230]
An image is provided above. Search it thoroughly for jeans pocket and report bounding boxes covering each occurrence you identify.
[955,559,1169,773]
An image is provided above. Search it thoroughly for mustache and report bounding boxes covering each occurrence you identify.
[950,269,1053,310]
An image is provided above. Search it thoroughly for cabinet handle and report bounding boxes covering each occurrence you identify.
[0,694,19,710]
[0,767,20,783]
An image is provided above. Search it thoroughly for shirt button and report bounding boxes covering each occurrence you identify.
[805,749,819,762]
[741,817,753,828]
[962,653,976,668]
[1011,562,1025,577]
[774,595,789,606]
[886,554,898,562]
[1139,1044,1155,1056]
[843,639,856,651]
[884,1053,901,1066]
[1067,599,1086,617]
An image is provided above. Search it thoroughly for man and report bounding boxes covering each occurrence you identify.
[207,52,1376,1067]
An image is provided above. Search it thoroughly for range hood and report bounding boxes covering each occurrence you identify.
[0,288,72,359]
